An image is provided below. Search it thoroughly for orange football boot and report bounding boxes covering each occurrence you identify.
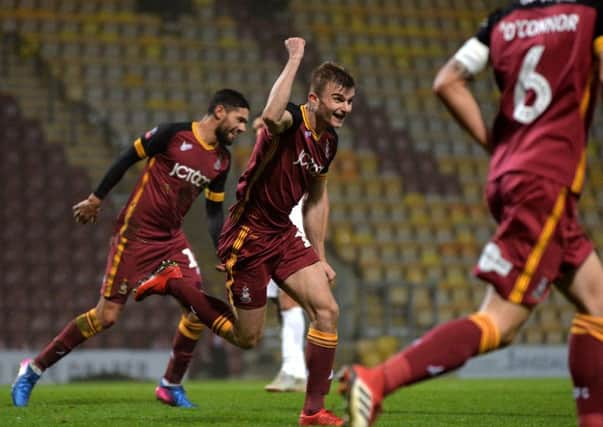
[298,408,344,426]
[133,260,182,302]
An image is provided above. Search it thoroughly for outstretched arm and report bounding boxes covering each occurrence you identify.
[433,38,490,152]
[262,37,305,136]
[73,147,141,224]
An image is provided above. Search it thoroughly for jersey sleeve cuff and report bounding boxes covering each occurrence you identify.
[453,37,489,75]
[133,138,147,158]
[205,189,225,202]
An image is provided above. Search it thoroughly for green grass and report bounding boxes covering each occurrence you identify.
[0,378,575,426]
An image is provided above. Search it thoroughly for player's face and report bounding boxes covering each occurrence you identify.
[313,82,355,129]
[216,107,249,146]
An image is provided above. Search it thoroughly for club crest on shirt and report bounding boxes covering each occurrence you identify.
[240,286,252,304]
[180,141,193,151]
[145,126,158,139]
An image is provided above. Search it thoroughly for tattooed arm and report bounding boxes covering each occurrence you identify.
[433,57,491,152]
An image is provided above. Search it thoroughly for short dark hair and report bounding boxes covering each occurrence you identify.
[310,62,355,96]
[207,88,250,114]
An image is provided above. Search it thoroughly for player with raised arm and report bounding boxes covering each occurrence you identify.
[11,89,250,408]
[339,1,603,426]
[250,117,309,393]
[135,37,355,425]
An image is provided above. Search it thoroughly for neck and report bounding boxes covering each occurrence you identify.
[305,106,326,135]
[194,117,218,147]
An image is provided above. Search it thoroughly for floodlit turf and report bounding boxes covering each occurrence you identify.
[0,377,575,426]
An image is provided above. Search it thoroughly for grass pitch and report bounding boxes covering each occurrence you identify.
[0,378,575,426]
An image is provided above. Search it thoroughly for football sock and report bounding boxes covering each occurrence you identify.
[378,314,499,397]
[281,307,307,379]
[166,279,235,341]
[303,328,337,414]
[34,308,104,370]
[163,315,204,384]
[569,314,603,426]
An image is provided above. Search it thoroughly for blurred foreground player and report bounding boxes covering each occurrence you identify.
[135,37,355,425]
[340,1,603,426]
[11,89,250,408]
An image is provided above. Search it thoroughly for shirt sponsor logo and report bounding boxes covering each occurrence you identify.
[180,141,193,151]
[293,149,324,176]
[499,14,579,42]
[169,162,210,188]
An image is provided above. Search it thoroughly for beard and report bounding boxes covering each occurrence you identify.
[215,126,232,146]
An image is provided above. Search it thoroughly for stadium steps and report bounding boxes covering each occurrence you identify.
[1,39,116,185]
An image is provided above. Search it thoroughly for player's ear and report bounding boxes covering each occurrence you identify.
[213,104,226,120]
[307,92,319,112]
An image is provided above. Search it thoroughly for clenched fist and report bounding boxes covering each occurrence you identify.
[285,37,305,61]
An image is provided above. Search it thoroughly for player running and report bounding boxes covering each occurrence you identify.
[339,1,603,426]
[135,37,355,425]
[11,89,249,408]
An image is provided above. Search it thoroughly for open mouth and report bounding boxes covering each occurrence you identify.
[333,111,346,120]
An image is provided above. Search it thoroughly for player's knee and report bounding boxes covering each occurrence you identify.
[469,311,524,353]
[98,314,117,329]
[498,324,521,347]
[576,286,603,317]
[315,301,339,330]
[96,307,120,329]
[236,329,264,349]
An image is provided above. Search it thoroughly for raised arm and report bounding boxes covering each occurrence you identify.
[433,38,491,152]
[261,37,305,136]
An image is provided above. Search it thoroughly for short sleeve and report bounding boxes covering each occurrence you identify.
[284,102,304,134]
